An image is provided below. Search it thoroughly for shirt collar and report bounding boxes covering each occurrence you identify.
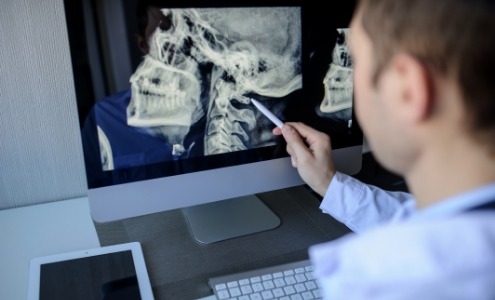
[411,182,495,220]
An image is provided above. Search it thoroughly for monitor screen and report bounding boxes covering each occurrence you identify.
[64,0,362,243]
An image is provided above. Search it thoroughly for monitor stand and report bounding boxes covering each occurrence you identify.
[182,195,281,244]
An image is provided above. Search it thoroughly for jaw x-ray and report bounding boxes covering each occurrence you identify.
[122,7,302,161]
[317,28,353,123]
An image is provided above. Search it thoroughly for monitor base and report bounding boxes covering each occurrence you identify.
[183,195,281,244]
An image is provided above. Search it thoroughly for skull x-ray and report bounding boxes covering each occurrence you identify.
[318,28,353,123]
[68,0,360,184]
[127,7,302,158]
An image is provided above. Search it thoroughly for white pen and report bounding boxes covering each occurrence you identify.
[250,98,284,128]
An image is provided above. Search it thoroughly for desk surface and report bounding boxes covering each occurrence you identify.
[0,197,218,300]
[0,197,100,300]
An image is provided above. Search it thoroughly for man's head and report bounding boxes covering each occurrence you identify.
[350,0,495,174]
[135,0,172,54]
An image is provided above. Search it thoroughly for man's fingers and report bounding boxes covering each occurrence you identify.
[291,156,297,167]
[286,143,298,167]
[287,122,331,148]
[272,127,283,136]
[281,124,312,158]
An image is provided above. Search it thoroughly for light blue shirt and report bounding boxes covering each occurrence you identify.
[309,172,495,300]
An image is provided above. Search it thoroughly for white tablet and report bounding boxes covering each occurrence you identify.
[28,242,154,300]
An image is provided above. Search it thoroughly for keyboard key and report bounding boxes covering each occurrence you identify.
[295,274,307,283]
[252,282,264,292]
[240,279,250,286]
[262,274,273,280]
[274,278,286,287]
[230,287,241,297]
[251,276,261,283]
[217,289,230,299]
[306,272,315,280]
[285,276,297,285]
[305,280,317,290]
[294,283,307,293]
[261,290,274,299]
[273,288,285,297]
[241,285,254,294]
[284,285,296,295]
[302,291,315,300]
[250,293,262,300]
[262,280,275,290]
[312,289,321,298]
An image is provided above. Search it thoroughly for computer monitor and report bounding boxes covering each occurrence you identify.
[64,0,362,244]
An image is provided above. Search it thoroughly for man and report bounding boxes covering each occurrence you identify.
[81,1,208,187]
[274,0,495,298]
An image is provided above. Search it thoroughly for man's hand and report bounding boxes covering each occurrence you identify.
[273,122,336,197]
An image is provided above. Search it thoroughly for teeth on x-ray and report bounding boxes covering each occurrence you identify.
[128,55,203,127]
[127,7,302,155]
[320,28,354,114]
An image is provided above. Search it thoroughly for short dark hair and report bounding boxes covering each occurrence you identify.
[357,0,495,148]
[136,0,166,37]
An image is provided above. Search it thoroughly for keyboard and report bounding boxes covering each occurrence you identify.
[208,259,322,300]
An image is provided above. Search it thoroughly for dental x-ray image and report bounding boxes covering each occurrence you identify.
[317,28,353,123]
[95,7,302,171]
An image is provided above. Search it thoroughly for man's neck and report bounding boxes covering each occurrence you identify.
[406,137,495,210]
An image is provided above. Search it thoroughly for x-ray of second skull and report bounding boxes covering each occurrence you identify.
[127,7,302,158]
[318,28,353,122]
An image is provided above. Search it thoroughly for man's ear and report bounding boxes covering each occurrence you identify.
[135,33,149,55]
[390,53,433,123]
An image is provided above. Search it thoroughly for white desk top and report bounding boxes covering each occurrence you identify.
[0,197,100,300]
[0,197,216,300]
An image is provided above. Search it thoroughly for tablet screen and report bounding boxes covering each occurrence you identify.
[28,242,154,300]
[40,251,139,299]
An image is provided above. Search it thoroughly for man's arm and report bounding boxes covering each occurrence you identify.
[321,171,414,233]
[274,122,336,196]
[274,122,414,233]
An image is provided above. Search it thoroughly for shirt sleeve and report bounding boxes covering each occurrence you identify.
[319,171,415,233]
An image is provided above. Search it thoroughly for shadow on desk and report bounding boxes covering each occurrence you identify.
[93,186,352,300]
